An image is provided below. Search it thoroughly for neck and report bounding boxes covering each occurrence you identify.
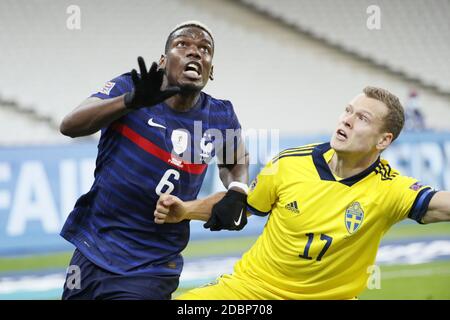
[164,89,201,112]
[328,150,379,179]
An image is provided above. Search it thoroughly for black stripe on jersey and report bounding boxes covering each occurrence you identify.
[274,145,316,158]
[279,144,320,154]
[374,162,398,181]
[274,147,313,155]
[247,204,270,217]
[272,145,318,162]
[312,142,381,187]
[408,188,437,224]
[273,152,312,163]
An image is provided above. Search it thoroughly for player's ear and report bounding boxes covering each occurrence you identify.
[209,65,214,81]
[376,132,393,151]
[159,55,166,69]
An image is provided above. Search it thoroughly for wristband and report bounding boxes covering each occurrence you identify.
[228,181,249,194]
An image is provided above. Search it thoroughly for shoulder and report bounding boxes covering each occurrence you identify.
[92,73,133,98]
[201,93,241,129]
[111,72,133,86]
[203,92,234,111]
[100,73,133,93]
[374,158,401,182]
[272,143,322,163]
[374,158,427,193]
[267,143,322,180]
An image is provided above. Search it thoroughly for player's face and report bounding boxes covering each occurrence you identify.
[331,94,390,155]
[162,27,214,92]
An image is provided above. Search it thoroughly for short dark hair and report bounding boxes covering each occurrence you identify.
[363,86,405,141]
[164,21,214,54]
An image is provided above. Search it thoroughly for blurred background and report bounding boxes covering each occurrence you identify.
[0,0,449,299]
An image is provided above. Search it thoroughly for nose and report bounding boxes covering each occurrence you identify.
[342,113,353,129]
[186,45,201,59]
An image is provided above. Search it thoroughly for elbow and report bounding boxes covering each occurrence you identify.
[59,117,77,138]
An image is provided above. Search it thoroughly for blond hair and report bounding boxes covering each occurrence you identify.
[363,86,405,141]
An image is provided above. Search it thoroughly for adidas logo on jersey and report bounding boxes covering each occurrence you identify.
[285,201,300,214]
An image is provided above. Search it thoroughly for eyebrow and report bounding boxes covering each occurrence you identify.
[348,104,374,118]
[174,34,213,45]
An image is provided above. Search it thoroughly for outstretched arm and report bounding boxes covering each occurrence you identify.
[154,192,226,224]
[60,96,130,137]
[60,57,179,138]
[422,191,450,223]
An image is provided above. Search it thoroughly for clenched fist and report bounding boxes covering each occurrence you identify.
[154,194,187,224]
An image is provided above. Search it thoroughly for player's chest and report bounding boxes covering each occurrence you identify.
[121,110,221,164]
[275,180,387,237]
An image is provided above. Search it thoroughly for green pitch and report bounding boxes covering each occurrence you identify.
[173,260,450,299]
[359,260,450,300]
[1,221,449,299]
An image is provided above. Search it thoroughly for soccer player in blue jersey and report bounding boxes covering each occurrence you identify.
[59,21,249,300]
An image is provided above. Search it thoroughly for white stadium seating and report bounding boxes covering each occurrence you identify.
[242,0,450,92]
[0,0,449,144]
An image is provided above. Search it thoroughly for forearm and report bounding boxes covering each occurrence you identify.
[184,192,226,221]
[60,96,130,137]
[218,151,250,188]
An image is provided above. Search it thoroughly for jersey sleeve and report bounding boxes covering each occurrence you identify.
[223,100,242,145]
[90,73,133,100]
[246,159,279,216]
[388,176,437,224]
[225,100,241,131]
[216,100,243,165]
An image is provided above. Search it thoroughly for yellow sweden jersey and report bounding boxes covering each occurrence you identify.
[233,142,436,299]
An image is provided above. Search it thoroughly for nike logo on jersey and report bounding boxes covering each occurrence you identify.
[147,118,166,129]
[234,209,244,226]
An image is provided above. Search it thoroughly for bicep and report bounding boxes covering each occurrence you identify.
[79,96,102,107]
[69,97,103,114]
[422,191,450,224]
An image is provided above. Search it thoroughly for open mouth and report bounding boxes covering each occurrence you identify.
[183,61,202,80]
[336,129,348,140]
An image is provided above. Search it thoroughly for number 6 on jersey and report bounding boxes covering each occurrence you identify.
[155,169,180,195]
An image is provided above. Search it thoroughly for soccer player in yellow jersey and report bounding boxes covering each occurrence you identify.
[153,86,450,299]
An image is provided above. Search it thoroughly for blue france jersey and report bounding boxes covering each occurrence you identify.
[60,73,241,276]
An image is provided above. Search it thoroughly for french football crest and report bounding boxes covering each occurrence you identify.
[345,202,364,234]
[171,130,189,155]
[200,134,214,158]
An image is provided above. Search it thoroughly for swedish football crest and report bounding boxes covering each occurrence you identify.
[345,202,364,234]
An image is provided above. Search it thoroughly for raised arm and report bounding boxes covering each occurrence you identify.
[422,191,450,223]
[60,96,130,137]
[60,57,179,138]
